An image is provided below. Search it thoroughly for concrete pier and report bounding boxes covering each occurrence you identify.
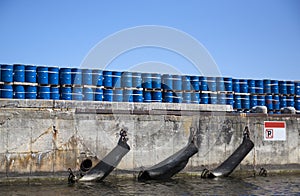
[0,99,299,180]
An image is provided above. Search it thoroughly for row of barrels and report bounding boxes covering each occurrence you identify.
[1,84,299,110]
[0,64,300,113]
[1,64,300,95]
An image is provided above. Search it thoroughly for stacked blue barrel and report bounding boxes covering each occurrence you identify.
[267,80,279,113]
[92,69,103,101]
[295,81,300,111]
[1,64,15,98]
[231,78,248,111]
[37,66,60,99]
[140,73,160,103]
[279,80,296,112]
[0,63,299,113]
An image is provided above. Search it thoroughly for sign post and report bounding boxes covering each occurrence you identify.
[263,121,286,141]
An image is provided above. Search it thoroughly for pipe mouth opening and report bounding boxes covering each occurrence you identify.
[80,158,93,172]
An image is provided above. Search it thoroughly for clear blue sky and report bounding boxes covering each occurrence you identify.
[1,0,300,80]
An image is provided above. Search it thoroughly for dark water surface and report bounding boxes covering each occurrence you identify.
[0,174,299,196]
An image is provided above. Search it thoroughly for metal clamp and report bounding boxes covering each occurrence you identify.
[243,126,250,139]
[68,168,77,184]
[120,128,128,142]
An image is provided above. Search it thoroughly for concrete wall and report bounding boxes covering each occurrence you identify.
[0,99,299,178]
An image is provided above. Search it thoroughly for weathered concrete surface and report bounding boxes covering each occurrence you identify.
[0,99,299,179]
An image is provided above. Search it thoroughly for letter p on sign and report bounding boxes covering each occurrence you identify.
[265,129,273,139]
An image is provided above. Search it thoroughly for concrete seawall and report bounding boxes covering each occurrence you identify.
[0,99,299,180]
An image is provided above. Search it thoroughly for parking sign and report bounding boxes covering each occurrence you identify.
[264,121,286,141]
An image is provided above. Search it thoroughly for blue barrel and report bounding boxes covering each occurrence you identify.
[279,81,287,94]
[142,73,152,89]
[37,66,48,85]
[247,80,256,93]
[216,77,225,91]
[50,86,60,100]
[280,95,287,108]
[295,96,300,110]
[209,93,217,104]
[152,74,161,89]
[273,95,280,110]
[287,81,295,95]
[286,96,294,107]
[25,86,37,99]
[94,87,103,101]
[207,77,216,92]
[271,80,279,94]
[143,91,151,102]
[240,79,248,93]
[72,87,83,100]
[217,93,226,105]
[1,85,13,98]
[48,67,59,85]
[123,90,133,102]
[162,74,173,90]
[173,92,183,103]
[25,65,37,83]
[295,81,300,96]
[250,95,257,108]
[121,72,133,88]
[71,68,82,85]
[152,91,162,102]
[226,94,234,106]
[103,71,113,88]
[112,71,122,88]
[224,77,232,92]
[241,95,250,110]
[83,87,94,101]
[199,76,208,91]
[255,80,264,94]
[232,79,240,93]
[190,76,199,91]
[163,91,173,103]
[191,92,200,104]
[257,95,265,106]
[200,93,209,104]
[82,69,93,85]
[263,79,271,94]
[1,65,13,82]
[233,95,242,110]
[38,86,50,99]
[265,95,273,110]
[61,87,72,100]
[182,75,191,91]
[132,72,142,88]
[173,75,182,91]
[13,85,25,99]
[103,89,113,101]
[183,92,191,103]
[60,68,72,85]
[13,64,25,82]
[113,89,123,102]
[92,70,103,86]
[133,90,143,102]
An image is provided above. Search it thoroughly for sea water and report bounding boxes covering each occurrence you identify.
[0,174,299,195]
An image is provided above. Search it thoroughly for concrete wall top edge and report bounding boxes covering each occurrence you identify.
[0,99,233,112]
[2,99,300,118]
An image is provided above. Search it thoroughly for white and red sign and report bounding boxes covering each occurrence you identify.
[264,121,286,141]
